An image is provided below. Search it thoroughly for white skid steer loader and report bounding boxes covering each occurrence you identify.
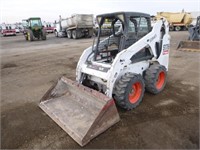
[39,12,170,146]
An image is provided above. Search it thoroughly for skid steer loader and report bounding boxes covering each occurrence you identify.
[39,12,170,146]
[178,16,200,52]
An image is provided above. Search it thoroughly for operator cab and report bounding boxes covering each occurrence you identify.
[93,12,151,63]
[23,18,43,29]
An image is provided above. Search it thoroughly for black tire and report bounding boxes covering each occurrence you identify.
[72,30,77,39]
[144,64,167,94]
[169,26,174,31]
[114,73,145,110]
[41,29,46,40]
[27,30,33,41]
[175,26,182,31]
[67,30,72,39]
[183,26,188,31]
[54,30,58,37]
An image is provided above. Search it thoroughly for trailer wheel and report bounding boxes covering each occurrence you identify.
[114,73,145,110]
[72,30,77,39]
[144,64,167,94]
[175,26,181,31]
[67,30,72,39]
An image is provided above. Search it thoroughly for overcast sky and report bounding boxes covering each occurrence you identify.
[0,0,199,23]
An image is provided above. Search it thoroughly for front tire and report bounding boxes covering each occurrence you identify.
[144,64,167,94]
[54,30,58,37]
[27,30,33,41]
[67,30,72,39]
[114,73,145,110]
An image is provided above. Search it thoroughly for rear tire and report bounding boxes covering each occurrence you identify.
[144,64,167,94]
[114,73,145,110]
[175,26,181,31]
[67,30,72,39]
[169,26,174,31]
[41,29,46,40]
[72,30,77,39]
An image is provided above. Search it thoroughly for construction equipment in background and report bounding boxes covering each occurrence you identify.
[54,16,67,37]
[39,12,170,146]
[188,16,200,41]
[155,11,192,31]
[54,14,94,39]
[23,17,46,41]
[178,16,200,52]
[0,24,16,36]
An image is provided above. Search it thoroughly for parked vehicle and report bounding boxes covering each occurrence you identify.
[188,16,200,41]
[44,22,55,33]
[1,24,16,36]
[155,11,192,31]
[178,16,200,52]
[15,27,20,33]
[54,18,67,37]
[54,14,94,39]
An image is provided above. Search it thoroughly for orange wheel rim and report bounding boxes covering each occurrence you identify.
[129,82,142,104]
[156,71,165,90]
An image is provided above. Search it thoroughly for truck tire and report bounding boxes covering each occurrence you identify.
[114,73,145,110]
[183,26,188,31]
[87,29,93,38]
[169,26,174,31]
[144,64,167,94]
[41,29,46,40]
[54,30,58,37]
[27,30,33,41]
[72,30,77,39]
[67,30,72,39]
[175,26,181,31]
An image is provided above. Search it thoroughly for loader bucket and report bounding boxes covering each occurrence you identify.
[39,77,120,146]
[177,41,200,52]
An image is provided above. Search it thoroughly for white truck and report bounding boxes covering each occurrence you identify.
[54,14,94,39]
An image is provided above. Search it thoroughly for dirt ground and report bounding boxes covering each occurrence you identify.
[1,32,199,149]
